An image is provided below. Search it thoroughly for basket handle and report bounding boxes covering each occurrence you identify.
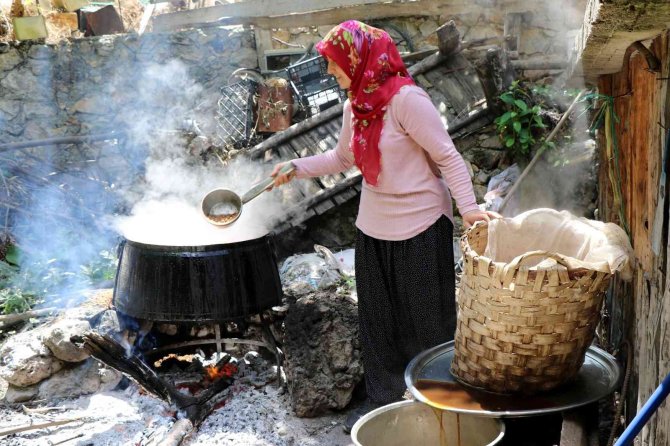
[503,250,571,276]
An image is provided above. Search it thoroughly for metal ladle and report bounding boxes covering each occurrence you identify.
[201,163,295,226]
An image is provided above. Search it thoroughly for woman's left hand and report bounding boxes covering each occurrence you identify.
[462,210,503,228]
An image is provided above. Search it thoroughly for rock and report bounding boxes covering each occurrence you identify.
[156,323,179,336]
[0,67,40,95]
[95,310,122,336]
[23,102,58,119]
[462,147,504,171]
[474,184,488,203]
[463,159,475,179]
[419,19,438,37]
[4,383,39,403]
[475,170,491,185]
[317,26,334,37]
[283,287,362,418]
[188,136,210,156]
[43,319,91,363]
[0,377,6,400]
[289,27,310,35]
[22,121,50,141]
[0,99,22,118]
[0,329,64,387]
[70,97,109,114]
[27,44,54,60]
[272,29,291,47]
[228,47,259,68]
[0,49,23,71]
[37,359,122,400]
[291,34,319,50]
[480,135,503,149]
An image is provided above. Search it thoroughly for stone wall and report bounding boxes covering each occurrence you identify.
[263,0,588,73]
[0,0,591,144]
[0,26,257,143]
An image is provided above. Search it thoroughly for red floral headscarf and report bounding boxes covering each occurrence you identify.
[316,20,415,186]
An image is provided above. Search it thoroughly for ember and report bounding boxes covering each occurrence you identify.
[205,363,238,381]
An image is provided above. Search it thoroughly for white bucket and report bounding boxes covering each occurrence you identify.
[352,400,505,446]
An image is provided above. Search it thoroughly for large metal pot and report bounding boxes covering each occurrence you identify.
[352,400,505,446]
[112,234,283,322]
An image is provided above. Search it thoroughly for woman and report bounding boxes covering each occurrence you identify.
[271,20,498,431]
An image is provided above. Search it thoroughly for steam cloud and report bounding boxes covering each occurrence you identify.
[9,56,287,302]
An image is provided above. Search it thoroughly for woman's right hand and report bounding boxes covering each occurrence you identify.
[270,161,296,189]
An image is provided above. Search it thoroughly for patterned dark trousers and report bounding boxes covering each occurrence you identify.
[355,215,456,404]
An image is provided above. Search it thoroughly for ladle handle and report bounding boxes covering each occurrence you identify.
[241,162,295,204]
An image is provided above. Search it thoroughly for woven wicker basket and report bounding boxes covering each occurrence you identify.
[450,221,612,394]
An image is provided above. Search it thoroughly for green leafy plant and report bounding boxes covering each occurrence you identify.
[80,249,117,284]
[0,287,37,314]
[0,243,118,315]
[494,81,547,160]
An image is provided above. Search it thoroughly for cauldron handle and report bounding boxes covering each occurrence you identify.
[114,238,127,283]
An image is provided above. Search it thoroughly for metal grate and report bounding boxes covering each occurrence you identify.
[287,55,346,117]
[215,79,258,149]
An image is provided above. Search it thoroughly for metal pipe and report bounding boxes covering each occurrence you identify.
[614,372,670,446]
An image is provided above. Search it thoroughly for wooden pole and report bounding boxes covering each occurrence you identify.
[510,57,569,70]
[498,90,586,214]
[161,419,194,446]
[0,417,86,437]
[0,132,125,152]
[0,308,59,327]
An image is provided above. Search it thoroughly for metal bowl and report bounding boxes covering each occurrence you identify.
[351,400,505,446]
[201,188,242,226]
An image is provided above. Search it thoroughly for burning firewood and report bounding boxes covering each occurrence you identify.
[71,331,235,431]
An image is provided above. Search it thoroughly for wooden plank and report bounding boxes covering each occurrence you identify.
[337,187,359,201]
[153,0,456,32]
[138,2,155,35]
[254,28,273,72]
[312,200,335,215]
[249,106,343,160]
[597,33,670,446]
[331,192,348,205]
[154,0,394,30]
[274,144,308,201]
[503,12,522,52]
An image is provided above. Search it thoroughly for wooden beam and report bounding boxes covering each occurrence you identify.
[153,0,458,32]
[0,132,125,152]
[138,2,155,35]
[153,0,389,31]
[510,56,568,70]
[254,28,272,72]
[503,12,522,52]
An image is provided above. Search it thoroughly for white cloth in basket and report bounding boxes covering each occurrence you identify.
[484,208,634,280]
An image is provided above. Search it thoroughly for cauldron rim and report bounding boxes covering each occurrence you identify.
[121,232,274,252]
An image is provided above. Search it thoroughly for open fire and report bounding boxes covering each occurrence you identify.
[205,363,238,382]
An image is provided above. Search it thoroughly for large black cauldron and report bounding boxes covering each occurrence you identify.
[112,234,282,322]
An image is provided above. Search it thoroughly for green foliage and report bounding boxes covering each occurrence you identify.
[4,245,20,266]
[494,81,547,160]
[0,288,37,314]
[80,250,117,284]
[0,243,118,315]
